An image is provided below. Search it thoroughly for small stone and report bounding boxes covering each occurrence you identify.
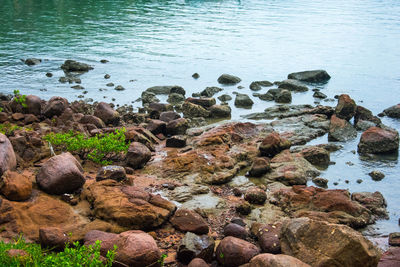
[106,82,114,87]
[313,91,327,99]
[232,188,242,197]
[115,85,125,91]
[71,85,84,90]
[166,135,186,148]
[223,223,248,240]
[46,72,53,77]
[192,73,200,79]
[218,74,241,85]
[244,187,267,205]
[100,59,109,63]
[356,179,363,184]
[369,170,385,181]
[104,74,110,79]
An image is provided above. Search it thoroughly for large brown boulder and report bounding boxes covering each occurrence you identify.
[259,132,291,157]
[243,253,311,267]
[335,94,356,121]
[300,146,330,167]
[216,236,260,266]
[94,102,120,126]
[36,152,85,195]
[280,217,381,267]
[125,142,152,169]
[43,96,68,118]
[0,133,16,176]
[251,223,281,254]
[166,118,189,135]
[11,95,42,115]
[0,170,32,201]
[358,127,399,154]
[170,208,209,234]
[83,180,176,229]
[39,227,70,250]
[84,230,161,267]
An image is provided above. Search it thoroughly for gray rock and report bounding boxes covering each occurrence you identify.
[313,91,327,99]
[24,58,41,66]
[115,85,125,91]
[170,86,186,96]
[0,134,17,176]
[182,102,210,118]
[383,104,400,118]
[146,85,175,95]
[218,74,241,85]
[259,92,275,101]
[328,115,357,142]
[235,93,254,108]
[209,104,231,118]
[200,87,223,97]
[275,89,292,103]
[250,81,273,91]
[288,70,331,83]
[218,94,232,102]
[61,60,93,72]
[177,232,215,264]
[141,91,160,105]
[167,93,185,105]
[368,170,385,181]
[278,79,308,92]
[312,177,328,188]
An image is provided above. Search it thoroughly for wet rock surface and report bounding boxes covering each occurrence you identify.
[288,70,331,83]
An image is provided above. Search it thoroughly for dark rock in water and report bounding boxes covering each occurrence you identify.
[389,233,400,246]
[383,104,400,118]
[223,223,248,240]
[114,85,125,91]
[36,152,85,195]
[278,79,308,92]
[216,236,260,266]
[96,165,126,182]
[100,59,109,63]
[170,208,209,234]
[43,96,68,118]
[355,120,377,131]
[159,111,181,122]
[280,217,380,267]
[244,187,267,204]
[167,93,185,105]
[166,135,186,148]
[379,247,400,267]
[218,94,232,102]
[259,92,275,101]
[146,85,175,95]
[182,102,210,118]
[94,102,120,126]
[312,177,328,188]
[46,72,53,77]
[177,232,215,264]
[125,142,151,169]
[61,60,93,72]
[104,74,110,79]
[259,132,291,157]
[358,126,399,154]
[328,115,357,141]
[170,86,186,96]
[71,85,84,90]
[354,105,381,124]
[250,81,273,91]
[335,94,356,121]
[369,170,385,181]
[313,91,327,99]
[24,58,42,66]
[249,157,271,177]
[186,97,216,108]
[209,104,231,118]
[287,70,331,83]
[141,91,160,105]
[200,86,223,97]
[106,82,114,87]
[166,118,189,135]
[275,89,292,103]
[192,73,200,79]
[217,74,242,85]
[234,93,254,108]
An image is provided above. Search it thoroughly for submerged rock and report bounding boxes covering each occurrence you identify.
[328,115,357,141]
[24,58,42,66]
[218,74,241,85]
[278,79,308,92]
[200,86,223,97]
[61,60,93,72]
[287,70,331,83]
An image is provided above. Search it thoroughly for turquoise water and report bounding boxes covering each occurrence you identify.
[1,0,400,235]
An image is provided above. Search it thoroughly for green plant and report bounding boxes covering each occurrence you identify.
[44,128,130,165]
[157,254,167,267]
[13,90,27,108]
[0,107,3,112]
[0,123,22,135]
[0,235,116,267]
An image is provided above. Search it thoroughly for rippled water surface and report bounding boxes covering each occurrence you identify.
[1,0,400,234]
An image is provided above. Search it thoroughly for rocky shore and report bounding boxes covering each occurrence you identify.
[0,64,399,266]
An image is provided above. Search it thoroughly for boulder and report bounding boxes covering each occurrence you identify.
[280,218,381,267]
[43,96,68,118]
[96,165,126,182]
[146,85,175,95]
[167,93,185,105]
[166,135,186,148]
[223,223,248,240]
[249,157,271,177]
[235,93,254,108]
[252,223,281,254]
[146,119,166,135]
[278,80,308,92]
[259,92,275,101]
[287,70,331,83]
[354,106,381,124]
[313,91,327,99]
[209,104,231,118]
[177,232,215,264]
[83,180,176,229]
[275,89,292,103]
[166,118,189,135]
[379,247,400,267]
[216,236,260,266]
[301,146,330,167]
[182,102,210,118]
[244,253,311,267]
[0,134,17,176]
[368,170,385,181]
[61,60,93,72]
[383,104,400,118]
[39,227,70,250]
[36,152,85,195]
[0,170,32,201]
[328,115,357,141]
[201,86,223,97]
[170,86,186,96]
[218,74,241,85]
[250,81,273,91]
[94,102,120,126]
[351,191,388,219]
[358,127,399,154]
[84,230,161,267]
[335,94,356,121]
[141,91,160,105]
[170,208,209,234]
[159,111,181,122]
[14,95,41,115]
[244,187,267,205]
[259,132,291,157]
[80,115,106,128]
[125,142,151,169]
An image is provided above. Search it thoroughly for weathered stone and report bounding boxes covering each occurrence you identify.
[188,258,210,267]
[275,89,292,103]
[236,201,252,215]
[245,253,311,267]
[36,152,85,195]
[182,101,210,118]
[223,223,248,240]
[335,94,356,121]
[167,93,185,105]
[301,146,330,167]
[313,91,327,99]
[389,232,400,246]
[170,208,209,234]
[218,74,241,85]
[94,102,120,126]
[146,85,175,95]
[259,132,291,157]
[209,104,231,118]
[159,111,181,122]
[245,187,267,205]
[177,232,215,264]
[166,135,187,148]
[0,133,17,176]
[201,87,223,97]
[43,96,68,118]
[39,227,70,250]
[249,157,271,177]
[288,70,331,83]
[80,115,105,128]
[312,177,328,188]
[114,85,125,91]
[383,104,400,118]
[125,142,151,169]
[351,191,388,219]
[368,170,385,181]
[354,105,381,124]
[186,97,216,108]
[218,94,233,102]
[358,127,399,154]
[250,81,273,91]
[280,217,381,267]
[166,118,189,135]
[0,170,32,201]
[328,115,357,141]
[146,119,166,135]
[216,236,260,266]
[235,93,254,108]
[61,60,93,72]
[379,247,400,267]
[278,79,308,92]
[141,91,160,105]
[252,223,281,254]
[96,165,127,182]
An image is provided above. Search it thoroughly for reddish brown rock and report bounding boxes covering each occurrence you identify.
[328,115,357,141]
[170,208,209,234]
[36,152,85,195]
[252,223,281,254]
[245,187,267,205]
[0,133,17,176]
[80,115,106,128]
[355,105,381,124]
[335,94,356,121]
[159,111,181,122]
[216,236,260,266]
[358,127,399,154]
[351,191,388,219]
[259,132,291,157]
[223,223,248,240]
[245,253,311,267]
[188,258,210,267]
[301,146,330,167]
[0,170,32,201]
[146,119,166,135]
[249,157,271,177]
[39,227,70,250]
[43,96,68,118]
[125,142,152,169]
[389,232,400,246]
[379,247,400,267]
[94,102,120,126]
[281,217,380,267]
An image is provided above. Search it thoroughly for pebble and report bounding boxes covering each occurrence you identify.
[46,72,53,77]
[104,74,110,79]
